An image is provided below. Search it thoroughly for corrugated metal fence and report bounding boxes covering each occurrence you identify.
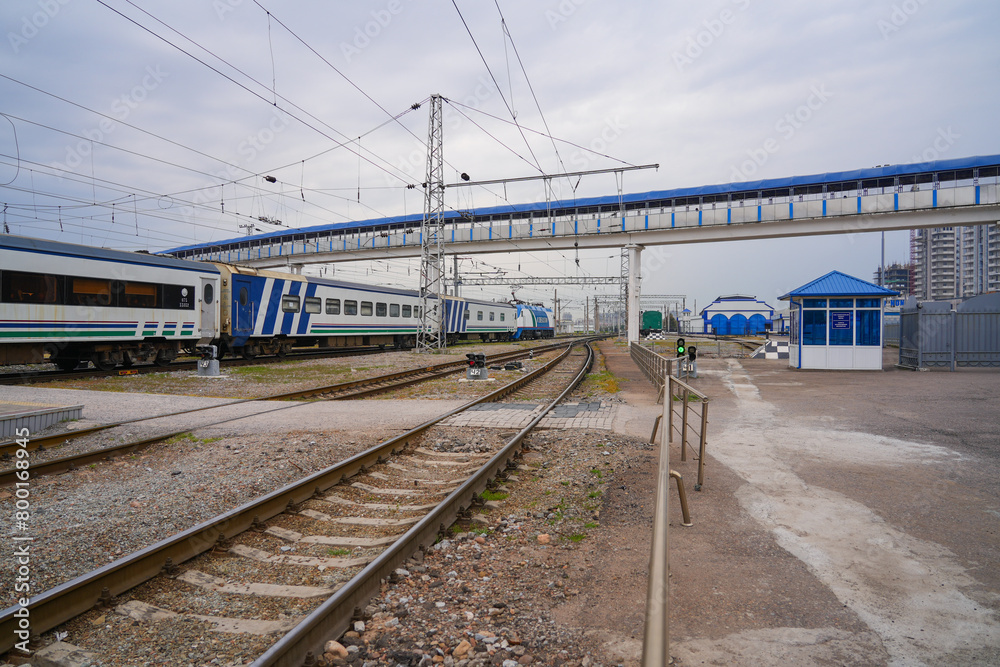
[899,293,1000,370]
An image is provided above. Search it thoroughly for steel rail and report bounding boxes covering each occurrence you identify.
[0,343,572,485]
[0,346,387,386]
[0,342,587,655]
[253,341,596,666]
[0,341,572,458]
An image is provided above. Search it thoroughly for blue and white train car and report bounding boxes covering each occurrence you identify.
[217,265,424,358]
[0,234,220,370]
[442,296,516,342]
[512,304,554,340]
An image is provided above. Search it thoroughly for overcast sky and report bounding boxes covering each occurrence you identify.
[2,0,999,316]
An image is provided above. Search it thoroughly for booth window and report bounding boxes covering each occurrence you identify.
[803,298,826,308]
[856,310,881,345]
[856,298,880,308]
[802,309,827,345]
[828,311,853,345]
[829,298,853,308]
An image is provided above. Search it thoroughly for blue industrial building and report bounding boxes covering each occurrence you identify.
[699,295,774,335]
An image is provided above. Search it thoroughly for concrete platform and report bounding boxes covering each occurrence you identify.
[0,401,83,439]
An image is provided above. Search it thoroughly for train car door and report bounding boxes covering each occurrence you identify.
[199,277,217,344]
[232,276,255,339]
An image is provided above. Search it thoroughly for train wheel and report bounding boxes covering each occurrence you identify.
[241,346,257,361]
[55,358,80,372]
[91,353,116,371]
[154,349,175,367]
[275,344,288,359]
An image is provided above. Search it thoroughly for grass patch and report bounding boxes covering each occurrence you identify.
[166,432,221,445]
[480,490,509,502]
[584,521,599,529]
[588,490,603,499]
[567,533,587,543]
[327,548,351,557]
[583,370,620,394]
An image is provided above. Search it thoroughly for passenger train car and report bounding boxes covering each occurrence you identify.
[0,234,220,370]
[0,235,530,370]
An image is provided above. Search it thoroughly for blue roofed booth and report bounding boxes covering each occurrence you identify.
[780,271,898,370]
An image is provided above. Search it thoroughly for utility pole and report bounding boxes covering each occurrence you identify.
[418,94,446,352]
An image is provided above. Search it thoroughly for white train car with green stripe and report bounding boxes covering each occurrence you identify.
[0,234,220,370]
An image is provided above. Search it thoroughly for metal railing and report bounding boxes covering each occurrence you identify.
[630,341,675,401]
[667,375,710,491]
[634,342,711,666]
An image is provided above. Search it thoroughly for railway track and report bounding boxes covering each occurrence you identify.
[0,341,579,482]
[0,340,595,665]
[0,345,393,386]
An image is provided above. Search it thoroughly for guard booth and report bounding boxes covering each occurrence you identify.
[781,271,898,370]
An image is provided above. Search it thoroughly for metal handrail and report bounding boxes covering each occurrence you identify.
[667,375,710,491]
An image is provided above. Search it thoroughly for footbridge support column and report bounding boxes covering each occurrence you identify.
[627,244,643,343]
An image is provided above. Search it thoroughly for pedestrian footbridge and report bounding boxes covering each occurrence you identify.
[166,155,1000,268]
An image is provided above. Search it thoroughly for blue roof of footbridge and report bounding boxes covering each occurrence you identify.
[163,153,1000,255]
[780,271,899,300]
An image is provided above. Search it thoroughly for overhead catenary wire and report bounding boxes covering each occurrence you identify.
[450,0,542,173]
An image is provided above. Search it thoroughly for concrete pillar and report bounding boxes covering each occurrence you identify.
[627,244,643,343]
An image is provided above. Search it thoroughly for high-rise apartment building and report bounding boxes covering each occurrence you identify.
[909,224,1000,300]
[873,262,912,297]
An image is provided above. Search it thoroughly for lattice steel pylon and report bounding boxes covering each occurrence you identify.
[418,94,446,352]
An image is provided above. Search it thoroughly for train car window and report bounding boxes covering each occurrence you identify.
[70,277,113,306]
[376,302,387,317]
[239,287,249,306]
[361,301,373,316]
[413,306,421,318]
[500,313,505,321]
[477,311,483,321]
[123,282,158,308]
[204,283,214,305]
[326,298,341,315]
[1,271,60,304]
[162,284,195,310]
[304,296,322,314]
[281,294,301,313]
[489,312,495,321]
[389,304,400,317]
[344,300,358,315]
[402,305,412,317]
[464,311,470,320]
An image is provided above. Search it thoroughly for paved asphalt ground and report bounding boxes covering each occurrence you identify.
[614,346,1000,666]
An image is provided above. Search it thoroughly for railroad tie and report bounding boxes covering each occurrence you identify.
[264,525,402,548]
[176,569,339,598]
[320,494,439,512]
[297,508,424,527]
[115,600,302,636]
[229,544,371,569]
